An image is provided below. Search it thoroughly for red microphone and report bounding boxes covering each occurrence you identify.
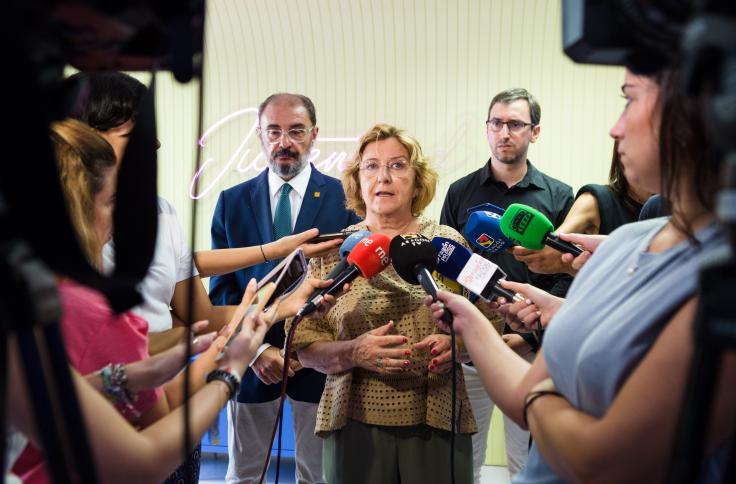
[297,234,391,316]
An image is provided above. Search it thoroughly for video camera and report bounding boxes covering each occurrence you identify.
[1,1,203,482]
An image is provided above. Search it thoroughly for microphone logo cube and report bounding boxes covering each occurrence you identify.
[437,241,456,262]
[374,245,390,266]
[397,233,426,247]
[511,209,533,235]
[475,233,494,248]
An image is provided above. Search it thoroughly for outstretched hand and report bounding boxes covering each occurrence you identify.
[494,280,563,332]
[266,228,342,260]
[127,320,215,392]
[424,291,488,336]
[275,277,351,320]
[218,311,269,376]
[558,233,606,274]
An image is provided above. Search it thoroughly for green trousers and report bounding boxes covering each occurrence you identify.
[323,419,473,484]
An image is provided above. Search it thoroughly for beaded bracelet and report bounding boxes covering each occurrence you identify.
[99,363,140,419]
[206,366,242,400]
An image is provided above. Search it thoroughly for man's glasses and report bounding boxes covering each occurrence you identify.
[359,159,411,178]
[486,118,535,133]
[261,127,314,144]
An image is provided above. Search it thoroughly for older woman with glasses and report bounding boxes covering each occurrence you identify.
[287,123,502,484]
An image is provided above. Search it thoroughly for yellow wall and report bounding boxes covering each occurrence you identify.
[128,0,625,254]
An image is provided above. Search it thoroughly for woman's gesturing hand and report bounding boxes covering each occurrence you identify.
[414,334,469,374]
[352,321,411,373]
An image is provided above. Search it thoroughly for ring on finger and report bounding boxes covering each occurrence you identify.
[376,356,383,368]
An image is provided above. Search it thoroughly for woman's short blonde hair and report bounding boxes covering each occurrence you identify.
[50,119,116,269]
[342,123,438,218]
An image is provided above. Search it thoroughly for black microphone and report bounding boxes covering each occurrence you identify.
[389,234,453,325]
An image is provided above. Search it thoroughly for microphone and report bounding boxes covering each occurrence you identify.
[307,230,372,300]
[466,202,505,217]
[298,233,391,317]
[464,210,514,254]
[389,234,453,325]
[499,203,583,256]
[431,237,524,303]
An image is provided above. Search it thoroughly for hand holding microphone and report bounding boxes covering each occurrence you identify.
[305,230,372,303]
[559,233,607,274]
[298,233,391,317]
[494,280,565,332]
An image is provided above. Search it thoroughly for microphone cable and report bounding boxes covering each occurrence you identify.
[258,311,304,484]
[184,25,208,482]
[449,318,457,484]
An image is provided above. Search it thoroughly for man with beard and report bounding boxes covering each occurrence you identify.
[440,88,573,481]
[209,93,360,484]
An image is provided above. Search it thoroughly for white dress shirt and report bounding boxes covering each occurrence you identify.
[252,163,313,365]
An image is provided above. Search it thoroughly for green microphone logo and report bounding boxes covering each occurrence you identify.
[511,209,533,235]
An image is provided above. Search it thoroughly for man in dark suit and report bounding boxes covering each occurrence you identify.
[210,93,360,484]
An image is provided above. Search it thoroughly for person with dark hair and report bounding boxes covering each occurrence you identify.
[512,141,652,275]
[209,92,361,484]
[639,193,671,220]
[66,72,335,355]
[427,68,734,483]
[439,87,574,480]
[64,73,340,483]
[68,71,149,158]
[13,119,250,483]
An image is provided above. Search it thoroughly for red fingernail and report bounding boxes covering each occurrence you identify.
[404,350,411,356]
[429,365,435,370]
[403,337,408,343]
[432,359,437,365]
[404,360,410,366]
[431,348,437,355]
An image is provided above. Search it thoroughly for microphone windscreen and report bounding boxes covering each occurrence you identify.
[431,237,472,280]
[500,203,553,250]
[339,230,372,259]
[467,202,506,216]
[389,234,437,284]
[465,211,514,253]
[346,233,391,277]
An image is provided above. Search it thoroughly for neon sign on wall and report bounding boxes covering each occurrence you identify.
[190,108,358,199]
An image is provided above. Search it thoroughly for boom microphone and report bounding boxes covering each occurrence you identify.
[499,203,583,256]
[464,210,514,254]
[431,237,524,302]
[307,230,372,300]
[298,233,391,317]
[389,234,452,325]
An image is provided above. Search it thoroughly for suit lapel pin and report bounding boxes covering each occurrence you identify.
[314,191,320,198]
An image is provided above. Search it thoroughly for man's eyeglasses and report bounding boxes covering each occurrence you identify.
[261,127,314,144]
[486,118,535,133]
[359,159,411,178]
